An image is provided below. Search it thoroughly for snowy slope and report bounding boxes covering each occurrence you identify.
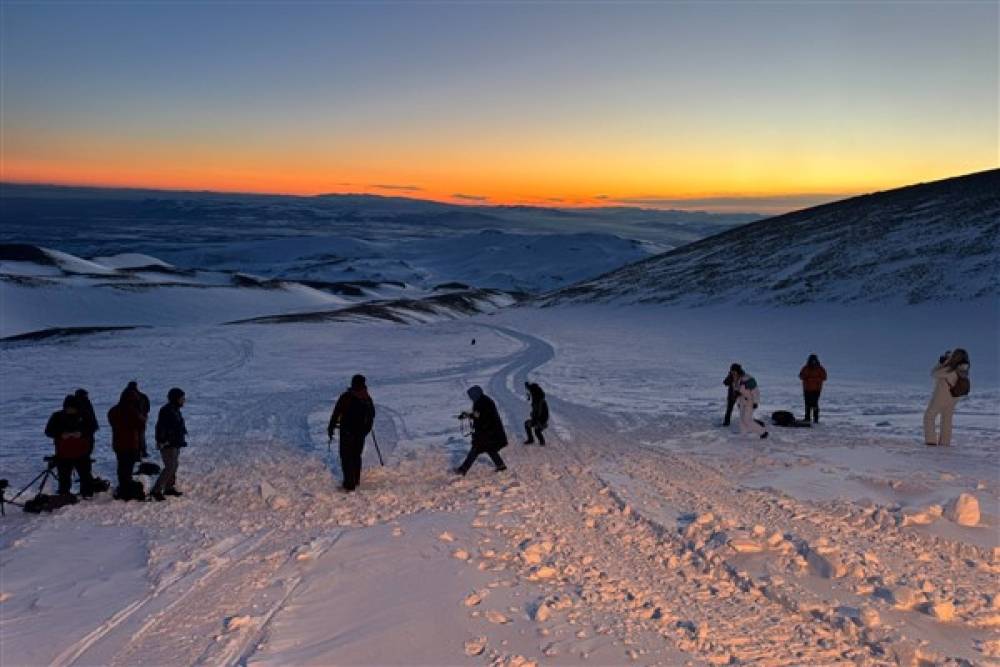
[545,169,1000,306]
[0,304,996,665]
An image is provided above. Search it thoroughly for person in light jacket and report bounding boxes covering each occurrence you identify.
[734,369,769,439]
[924,349,970,447]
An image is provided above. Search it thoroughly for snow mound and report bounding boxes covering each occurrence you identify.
[92,253,174,270]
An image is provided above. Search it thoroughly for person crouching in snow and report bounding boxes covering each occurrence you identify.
[455,386,508,475]
[523,382,549,445]
[924,349,970,447]
[328,374,376,492]
[734,368,769,439]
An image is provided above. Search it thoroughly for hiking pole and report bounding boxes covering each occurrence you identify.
[370,430,385,466]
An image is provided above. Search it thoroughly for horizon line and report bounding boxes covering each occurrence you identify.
[0,178,868,216]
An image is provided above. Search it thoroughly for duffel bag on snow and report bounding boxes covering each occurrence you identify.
[771,411,812,427]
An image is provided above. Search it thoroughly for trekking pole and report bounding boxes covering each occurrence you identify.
[370,430,385,467]
[327,435,332,453]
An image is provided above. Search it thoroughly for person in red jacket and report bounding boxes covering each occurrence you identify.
[44,395,94,497]
[798,354,828,423]
[108,386,145,500]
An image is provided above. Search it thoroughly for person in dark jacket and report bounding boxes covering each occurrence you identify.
[523,382,549,445]
[74,388,99,455]
[44,395,95,497]
[109,386,145,500]
[722,363,742,426]
[455,386,508,475]
[798,354,828,423]
[126,380,151,457]
[151,387,188,501]
[328,374,376,492]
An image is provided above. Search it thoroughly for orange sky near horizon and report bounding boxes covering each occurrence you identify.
[2,3,996,214]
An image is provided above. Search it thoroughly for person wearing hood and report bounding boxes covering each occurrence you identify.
[152,387,188,501]
[44,394,95,497]
[328,374,376,492]
[924,349,971,446]
[523,382,549,445]
[108,386,145,500]
[74,388,99,455]
[455,386,508,475]
[798,354,828,424]
[126,380,151,457]
[733,368,769,440]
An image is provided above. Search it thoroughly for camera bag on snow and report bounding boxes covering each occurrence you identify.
[23,493,78,514]
[771,410,812,428]
[91,476,111,493]
[114,480,146,501]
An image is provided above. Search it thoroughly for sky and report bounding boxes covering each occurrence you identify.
[1,1,997,214]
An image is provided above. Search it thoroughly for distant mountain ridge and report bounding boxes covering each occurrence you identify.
[543,169,1000,306]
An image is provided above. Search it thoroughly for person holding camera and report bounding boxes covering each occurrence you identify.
[151,387,188,501]
[924,349,971,446]
[44,394,95,498]
[523,382,549,445]
[328,374,376,492]
[455,386,508,475]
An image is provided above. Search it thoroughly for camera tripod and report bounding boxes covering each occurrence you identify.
[1,456,60,514]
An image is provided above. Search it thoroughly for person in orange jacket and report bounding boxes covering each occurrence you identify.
[798,354,827,423]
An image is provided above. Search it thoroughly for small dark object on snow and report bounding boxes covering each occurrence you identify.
[471,338,476,345]
[90,476,111,493]
[771,410,812,428]
[114,479,146,501]
[136,461,161,476]
[24,493,77,514]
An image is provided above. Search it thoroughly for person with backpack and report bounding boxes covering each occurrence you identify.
[523,382,549,445]
[108,386,145,501]
[924,349,971,446]
[151,387,188,501]
[44,394,95,498]
[798,354,828,423]
[328,374,376,492]
[74,388,99,455]
[126,380,152,457]
[455,386,508,475]
[722,363,741,426]
[733,368,769,439]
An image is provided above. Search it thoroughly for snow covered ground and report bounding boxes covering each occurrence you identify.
[1,302,997,666]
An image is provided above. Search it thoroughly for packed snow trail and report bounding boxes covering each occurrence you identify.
[1,317,997,666]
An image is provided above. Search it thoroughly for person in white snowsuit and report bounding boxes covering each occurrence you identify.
[923,348,970,446]
[734,370,769,439]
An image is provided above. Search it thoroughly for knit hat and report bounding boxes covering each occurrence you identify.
[467,386,483,401]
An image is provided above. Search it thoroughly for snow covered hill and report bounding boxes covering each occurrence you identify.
[544,169,1000,306]
[0,245,521,338]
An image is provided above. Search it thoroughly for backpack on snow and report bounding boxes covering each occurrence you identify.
[771,410,812,428]
[949,376,970,398]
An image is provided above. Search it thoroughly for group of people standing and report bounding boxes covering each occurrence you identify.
[44,383,188,502]
[326,377,550,491]
[721,349,971,447]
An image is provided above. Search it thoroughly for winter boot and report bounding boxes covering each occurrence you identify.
[164,487,183,497]
[150,491,166,502]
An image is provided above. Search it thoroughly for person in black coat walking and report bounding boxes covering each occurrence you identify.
[722,363,742,427]
[151,387,187,501]
[328,374,376,492]
[45,394,95,497]
[523,382,549,445]
[455,386,508,475]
